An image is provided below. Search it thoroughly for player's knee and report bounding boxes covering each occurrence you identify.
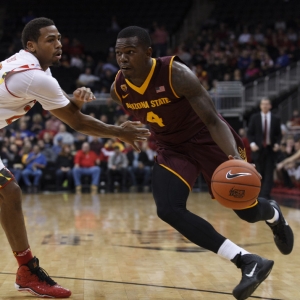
[156,206,177,224]
[234,207,261,223]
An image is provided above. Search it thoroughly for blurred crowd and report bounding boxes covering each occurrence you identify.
[0,104,157,194]
[240,109,300,190]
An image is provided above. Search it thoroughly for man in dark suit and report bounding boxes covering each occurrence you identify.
[247,97,282,199]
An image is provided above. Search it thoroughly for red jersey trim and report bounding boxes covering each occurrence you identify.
[169,56,180,98]
[4,68,43,98]
[159,163,191,191]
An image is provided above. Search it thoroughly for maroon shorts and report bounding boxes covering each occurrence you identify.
[155,124,245,196]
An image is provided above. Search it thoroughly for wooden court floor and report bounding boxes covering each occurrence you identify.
[0,191,299,300]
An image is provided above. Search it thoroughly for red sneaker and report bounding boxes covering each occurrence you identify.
[15,256,71,298]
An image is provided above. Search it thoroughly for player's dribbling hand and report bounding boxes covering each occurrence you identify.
[119,121,151,152]
[73,87,96,102]
[228,155,262,179]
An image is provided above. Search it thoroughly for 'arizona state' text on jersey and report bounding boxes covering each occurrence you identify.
[114,56,245,191]
[114,56,206,147]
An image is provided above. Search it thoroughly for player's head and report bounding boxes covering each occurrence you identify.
[22,17,62,70]
[115,26,152,80]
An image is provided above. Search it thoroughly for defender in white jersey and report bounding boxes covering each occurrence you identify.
[0,18,150,298]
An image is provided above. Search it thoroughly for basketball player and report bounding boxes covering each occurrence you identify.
[0,18,150,298]
[110,26,294,300]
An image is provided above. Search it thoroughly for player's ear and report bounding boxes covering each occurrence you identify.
[26,41,36,53]
[146,47,152,58]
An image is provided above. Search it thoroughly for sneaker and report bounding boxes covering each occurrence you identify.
[231,253,274,300]
[266,200,294,255]
[15,256,71,298]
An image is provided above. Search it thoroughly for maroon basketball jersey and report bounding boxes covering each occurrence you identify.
[114,56,205,146]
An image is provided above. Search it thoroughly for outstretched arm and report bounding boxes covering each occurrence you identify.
[50,91,150,152]
[171,60,240,159]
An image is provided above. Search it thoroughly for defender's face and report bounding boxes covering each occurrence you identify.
[27,25,62,70]
[115,37,151,80]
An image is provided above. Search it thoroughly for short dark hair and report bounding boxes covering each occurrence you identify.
[22,17,55,48]
[117,26,151,48]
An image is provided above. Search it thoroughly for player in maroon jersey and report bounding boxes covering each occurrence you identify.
[110,26,293,299]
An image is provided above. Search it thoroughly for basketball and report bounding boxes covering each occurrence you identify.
[211,160,261,210]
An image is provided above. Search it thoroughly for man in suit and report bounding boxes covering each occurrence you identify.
[247,97,282,199]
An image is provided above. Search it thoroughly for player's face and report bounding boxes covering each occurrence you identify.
[260,99,272,114]
[27,25,62,71]
[115,37,152,82]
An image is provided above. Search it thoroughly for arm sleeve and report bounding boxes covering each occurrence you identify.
[6,70,70,110]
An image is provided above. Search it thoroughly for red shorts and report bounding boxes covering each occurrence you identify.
[156,124,245,196]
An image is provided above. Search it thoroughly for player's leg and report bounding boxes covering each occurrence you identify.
[152,163,273,299]
[0,166,71,298]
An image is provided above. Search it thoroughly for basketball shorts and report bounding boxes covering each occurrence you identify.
[155,125,245,196]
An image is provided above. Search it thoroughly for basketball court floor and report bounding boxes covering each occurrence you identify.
[0,191,299,299]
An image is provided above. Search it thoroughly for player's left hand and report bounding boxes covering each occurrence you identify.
[73,87,96,102]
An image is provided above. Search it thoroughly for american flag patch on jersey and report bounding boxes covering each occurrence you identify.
[155,86,165,93]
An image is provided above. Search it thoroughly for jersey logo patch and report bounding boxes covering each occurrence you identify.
[156,86,165,93]
[122,94,129,99]
[121,84,127,92]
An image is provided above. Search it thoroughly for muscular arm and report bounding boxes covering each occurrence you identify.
[171,61,240,158]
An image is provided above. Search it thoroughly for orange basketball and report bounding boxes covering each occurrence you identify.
[211,160,261,210]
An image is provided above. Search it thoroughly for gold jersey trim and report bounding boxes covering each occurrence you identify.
[114,71,122,102]
[169,56,180,98]
[159,164,191,191]
[125,58,156,95]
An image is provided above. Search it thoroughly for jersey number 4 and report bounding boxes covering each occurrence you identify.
[146,111,165,127]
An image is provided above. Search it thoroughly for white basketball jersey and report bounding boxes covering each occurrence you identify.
[0,50,69,129]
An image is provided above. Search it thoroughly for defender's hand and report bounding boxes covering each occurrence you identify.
[73,87,96,102]
[119,121,151,152]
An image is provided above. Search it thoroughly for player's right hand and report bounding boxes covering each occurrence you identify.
[118,121,151,152]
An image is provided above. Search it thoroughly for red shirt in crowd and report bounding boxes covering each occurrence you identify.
[74,150,99,168]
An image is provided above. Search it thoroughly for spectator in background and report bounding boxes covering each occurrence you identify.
[76,67,100,89]
[247,97,282,199]
[275,48,290,68]
[99,138,115,172]
[22,144,47,193]
[55,144,74,191]
[88,136,103,155]
[37,139,57,167]
[53,124,75,146]
[151,24,169,57]
[107,145,128,192]
[30,113,44,135]
[277,134,300,186]
[38,120,57,141]
[127,145,152,192]
[45,115,62,133]
[14,121,35,141]
[72,142,101,194]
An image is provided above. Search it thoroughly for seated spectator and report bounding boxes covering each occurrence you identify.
[53,124,75,146]
[275,48,290,68]
[277,135,300,184]
[88,136,104,155]
[55,145,74,191]
[38,121,58,141]
[276,142,294,188]
[287,109,300,130]
[76,67,100,89]
[72,142,101,194]
[7,144,23,183]
[22,145,47,193]
[30,113,44,135]
[99,138,115,172]
[126,145,152,192]
[37,139,57,167]
[45,115,62,133]
[107,145,128,192]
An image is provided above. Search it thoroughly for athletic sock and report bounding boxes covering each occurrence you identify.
[217,239,250,260]
[266,207,279,224]
[13,247,34,266]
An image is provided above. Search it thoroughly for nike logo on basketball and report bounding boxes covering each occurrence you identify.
[246,263,257,277]
[226,170,251,179]
[122,94,129,99]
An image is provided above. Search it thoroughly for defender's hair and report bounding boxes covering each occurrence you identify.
[117,26,151,48]
[22,17,55,48]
